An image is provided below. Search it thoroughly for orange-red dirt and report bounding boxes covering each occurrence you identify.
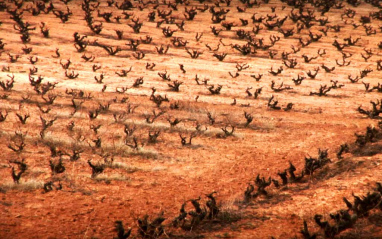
[0,0,382,238]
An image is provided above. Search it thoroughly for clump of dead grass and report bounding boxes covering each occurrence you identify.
[0,179,44,192]
[92,173,131,184]
[108,161,141,173]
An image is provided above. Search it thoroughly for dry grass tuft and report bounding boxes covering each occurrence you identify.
[92,173,131,183]
[0,179,44,192]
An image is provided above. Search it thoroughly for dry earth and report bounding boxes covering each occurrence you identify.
[0,0,382,238]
